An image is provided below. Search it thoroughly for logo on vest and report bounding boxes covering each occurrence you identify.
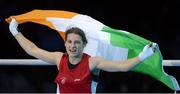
[61,77,66,84]
[74,78,81,82]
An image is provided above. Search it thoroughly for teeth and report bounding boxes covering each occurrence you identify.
[70,49,76,52]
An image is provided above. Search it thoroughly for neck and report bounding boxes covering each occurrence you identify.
[69,54,83,65]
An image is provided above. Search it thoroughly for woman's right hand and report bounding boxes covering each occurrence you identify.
[9,18,19,36]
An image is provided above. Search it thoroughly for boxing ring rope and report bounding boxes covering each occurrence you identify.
[0,59,180,66]
[0,59,179,93]
[0,59,53,65]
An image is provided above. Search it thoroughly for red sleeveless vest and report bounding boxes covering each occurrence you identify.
[55,53,92,93]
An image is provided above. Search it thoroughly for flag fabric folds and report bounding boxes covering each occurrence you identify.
[6,9,180,91]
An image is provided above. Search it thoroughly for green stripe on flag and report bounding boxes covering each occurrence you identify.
[101,25,177,91]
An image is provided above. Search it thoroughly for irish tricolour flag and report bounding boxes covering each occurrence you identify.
[6,9,180,91]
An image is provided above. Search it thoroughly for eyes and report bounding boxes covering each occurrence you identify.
[66,40,82,45]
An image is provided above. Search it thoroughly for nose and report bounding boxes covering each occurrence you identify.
[70,42,76,48]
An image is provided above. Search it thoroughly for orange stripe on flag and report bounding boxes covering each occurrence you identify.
[5,10,78,40]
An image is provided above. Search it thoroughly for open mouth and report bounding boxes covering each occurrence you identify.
[69,49,77,53]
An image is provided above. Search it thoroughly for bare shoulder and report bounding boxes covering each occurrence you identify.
[89,56,106,63]
[89,56,103,71]
[53,51,64,66]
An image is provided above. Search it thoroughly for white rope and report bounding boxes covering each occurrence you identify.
[0,59,180,66]
[163,60,180,66]
[0,59,54,65]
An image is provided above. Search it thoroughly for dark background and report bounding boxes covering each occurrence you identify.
[0,0,180,93]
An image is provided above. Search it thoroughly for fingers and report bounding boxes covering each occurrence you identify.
[149,43,157,47]
[138,43,157,61]
[149,43,152,47]
[5,17,14,23]
[10,18,18,25]
[152,43,157,48]
[148,43,157,53]
[152,43,157,52]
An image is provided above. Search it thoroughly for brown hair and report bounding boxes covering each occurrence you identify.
[65,27,88,45]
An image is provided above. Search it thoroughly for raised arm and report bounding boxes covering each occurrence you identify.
[89,43,156,72]
[9,18,63,66]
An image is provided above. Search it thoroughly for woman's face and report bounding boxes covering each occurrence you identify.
[65,33,85,58]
